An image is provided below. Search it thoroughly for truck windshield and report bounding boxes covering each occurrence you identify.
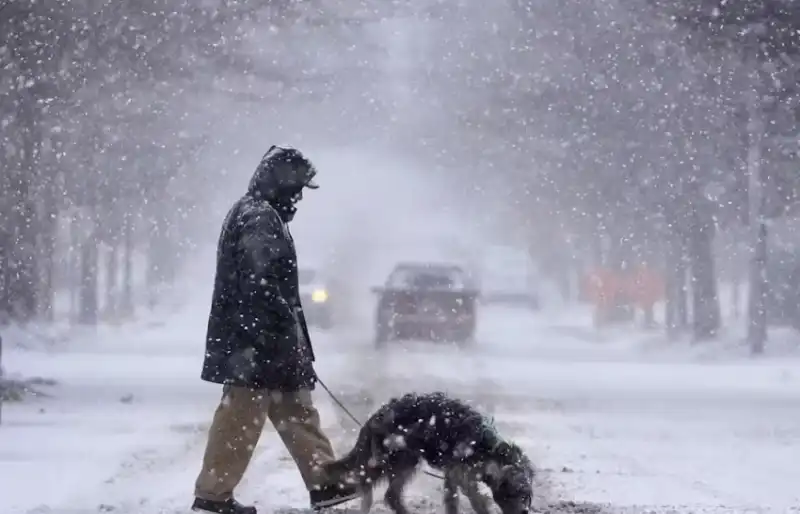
[388,267,465,290]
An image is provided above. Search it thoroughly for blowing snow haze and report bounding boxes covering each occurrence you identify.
[2,1,800,513]
[147,2,501,286]
[191,4,492,299]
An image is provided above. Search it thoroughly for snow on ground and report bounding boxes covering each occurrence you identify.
[2,301,800,514]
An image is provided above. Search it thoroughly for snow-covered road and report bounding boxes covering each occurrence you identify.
[2,305,799,514]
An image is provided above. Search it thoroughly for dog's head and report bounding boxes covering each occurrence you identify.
[483,442,535,514]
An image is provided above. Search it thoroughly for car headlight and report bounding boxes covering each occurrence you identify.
[311,289,328,303]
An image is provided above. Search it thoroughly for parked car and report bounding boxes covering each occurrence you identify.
[298,268,335,330]
[371,262,479,346]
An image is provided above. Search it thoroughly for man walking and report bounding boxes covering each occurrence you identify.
[192,146,359,514]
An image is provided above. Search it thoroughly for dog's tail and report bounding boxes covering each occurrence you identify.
[323,422,379,481]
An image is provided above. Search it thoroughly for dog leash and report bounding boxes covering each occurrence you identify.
[317,377,445,480]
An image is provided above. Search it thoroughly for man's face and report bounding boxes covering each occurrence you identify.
[274,186,304,223]
[288,187,304,205]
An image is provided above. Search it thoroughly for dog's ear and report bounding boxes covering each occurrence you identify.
[494,441,512,455]
[498,441,530,467]
[495,441,523,464]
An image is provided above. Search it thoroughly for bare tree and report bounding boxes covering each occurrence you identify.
[654,0,800,352]
[0,0,298,325]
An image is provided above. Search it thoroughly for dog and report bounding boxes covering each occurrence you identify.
[319,392,534,514]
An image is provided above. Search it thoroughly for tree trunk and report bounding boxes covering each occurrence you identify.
[665,230,689,339]
[664,236,678,337]
[12,94,41,322]
[746,85,767,355]
[68,212,80,323]
[78,228,99,325]
[105,244,118,320]
[146,202,177,302]
[120,214,135,316]
[11,203,38,322]
[0,160,9,322]
[688,214,720,341]
[146,217,164,308]
[676,241,690,331]
[0,233,9,324]
[748,221,768,353]
[38,192,57,322]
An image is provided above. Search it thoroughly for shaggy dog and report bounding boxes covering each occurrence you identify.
[319,392,534,514]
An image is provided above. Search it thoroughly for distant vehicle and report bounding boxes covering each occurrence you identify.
[298,268,335,330]
[479,245,541,310]
[371,262,479,346]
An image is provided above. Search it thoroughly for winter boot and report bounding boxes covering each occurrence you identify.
[192,497,256,514]
[310,484,360,510]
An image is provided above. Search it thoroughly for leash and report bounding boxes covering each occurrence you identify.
[317,377,445,480]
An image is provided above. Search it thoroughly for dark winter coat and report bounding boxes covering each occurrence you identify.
[201,160,317,391]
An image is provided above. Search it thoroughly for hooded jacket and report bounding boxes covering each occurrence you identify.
[201,148,317,391]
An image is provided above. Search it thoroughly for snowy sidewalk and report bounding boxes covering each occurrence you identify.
[0,306,360,514]
[1,317,205,513]
[496,302,800,364]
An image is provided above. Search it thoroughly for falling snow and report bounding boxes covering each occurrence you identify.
[2,1,800,514]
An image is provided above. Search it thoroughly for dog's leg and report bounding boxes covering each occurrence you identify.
[383,468,415,514]
[463,477,492,514]
[359,486,374,514]
[443,470,460,514]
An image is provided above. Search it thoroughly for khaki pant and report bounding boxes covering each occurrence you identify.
[195,386,336,502]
